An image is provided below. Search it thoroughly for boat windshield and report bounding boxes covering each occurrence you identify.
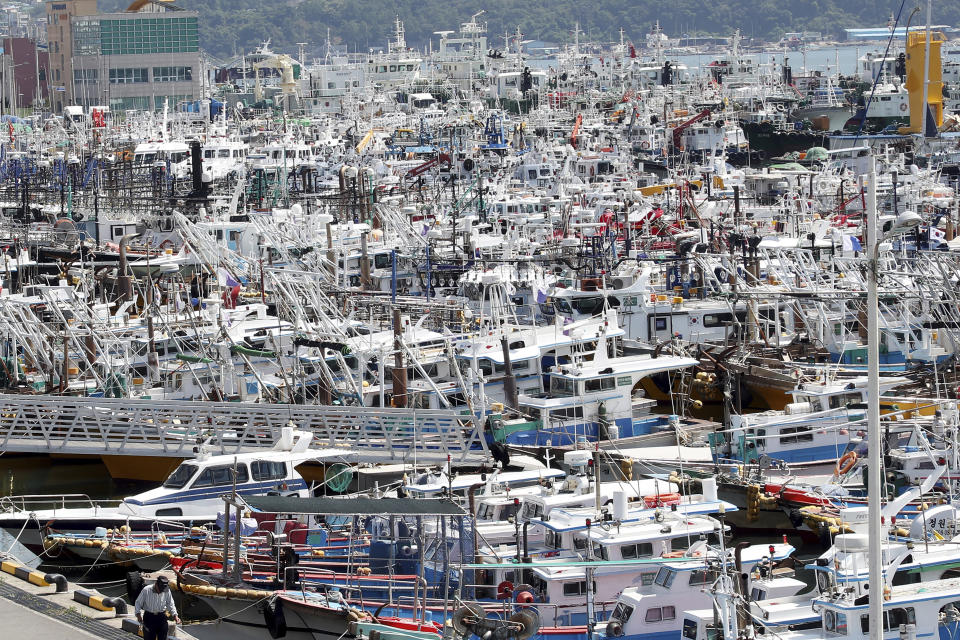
[163,463,198,489]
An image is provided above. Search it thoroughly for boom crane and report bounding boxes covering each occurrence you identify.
[570,113,583,149]
[671,108,712,150]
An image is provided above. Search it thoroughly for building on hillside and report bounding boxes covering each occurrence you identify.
[0,4,46,42]
[46,0,200,113]
[841,27,956,42]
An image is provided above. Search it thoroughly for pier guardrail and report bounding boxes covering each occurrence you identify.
[0,394,486,460]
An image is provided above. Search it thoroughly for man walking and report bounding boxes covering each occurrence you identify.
[134,575,181,640]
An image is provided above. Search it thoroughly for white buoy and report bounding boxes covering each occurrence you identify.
[613,491,628,521]
[277,425,294,451]
[701,477,718,502]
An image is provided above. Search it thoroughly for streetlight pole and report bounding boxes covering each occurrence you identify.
[866,153,883,640]
[866,155,921,640]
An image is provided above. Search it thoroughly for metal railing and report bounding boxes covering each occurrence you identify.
[0,493,121,514]
[0,393,486,460]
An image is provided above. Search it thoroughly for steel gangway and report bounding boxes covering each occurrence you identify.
[0,393,488,461]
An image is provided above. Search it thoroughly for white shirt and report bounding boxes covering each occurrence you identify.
[135,585,178,617]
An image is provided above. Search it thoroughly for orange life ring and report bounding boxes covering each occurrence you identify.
[644,492,682,508]
[835,451,858,476]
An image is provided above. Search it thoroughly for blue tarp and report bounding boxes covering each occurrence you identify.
[179,99,225,118]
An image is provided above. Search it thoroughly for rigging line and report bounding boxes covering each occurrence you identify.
[854,0,910,143]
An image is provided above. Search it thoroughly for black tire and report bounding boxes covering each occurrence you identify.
[788,509,804,529]
[264,598,287,639]
[125,571,145,602]
[607,620,625,637]
[818,522,833,550]
[490,442,510,467]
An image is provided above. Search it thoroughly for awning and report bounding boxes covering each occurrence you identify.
[243,495,465,516]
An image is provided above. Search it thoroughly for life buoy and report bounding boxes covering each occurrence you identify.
[159,239,174,250]
[900,102,908,112]
[775,103,785,112]
[644,492,682,508]
[835,451,858,476]
[640,141,651,150]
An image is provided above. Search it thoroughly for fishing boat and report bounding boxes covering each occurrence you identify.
[0,427,343,553]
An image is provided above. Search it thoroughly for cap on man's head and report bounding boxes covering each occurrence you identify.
[156,575,169,585]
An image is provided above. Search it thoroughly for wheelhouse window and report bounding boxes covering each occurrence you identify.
[523,502,544,519]
[593,542,609,561]
[828,393,864,409]
[671,536,693,552]
[512,359,532,372]
[562,581,593,596]
[621,543,653,559]
[570,296,605,315]
[702,313,732,328]
[551,377,576,396]
[780,426,814,445]
[545,530,562,549]
[163,463,198,489]
[191,464,249,488]
[551,406,585,420]
[250,460,286,481]
[500,502,520,521]
[859,607,914,633]
[476,503,496,520]
[585,377,616,393]
[654,567,676,588]
[689,569,714,585]
[611,603,634,623]
[825,610,848,635]
[645,606,675,623]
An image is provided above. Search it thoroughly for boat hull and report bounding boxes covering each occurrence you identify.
[1,515,215,555]
[187,592,356,640]
[741,121,831,157]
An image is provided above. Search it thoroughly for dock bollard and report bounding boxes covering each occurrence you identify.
[73,589,129,616]
[0,560,66,592]
[43,573,68,592]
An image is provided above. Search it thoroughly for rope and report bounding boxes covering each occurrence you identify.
[3,514,31,554]
[181,592,272,626]
[73,539,109,581]
[39,550,170,571]
[77,577,130,587]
